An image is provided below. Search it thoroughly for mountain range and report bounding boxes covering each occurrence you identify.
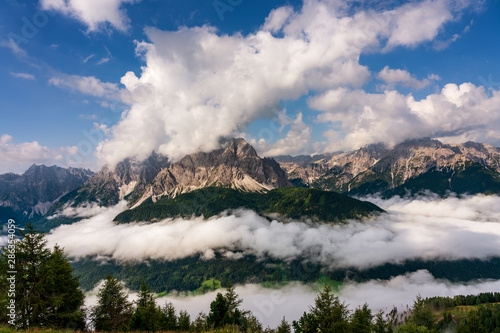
[275,138,500,197]
[0,165,93,223]
[2,137,500,293]
[1,137,500,230]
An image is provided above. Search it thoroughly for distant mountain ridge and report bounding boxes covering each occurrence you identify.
[4,137,500,231]
[0,165,94,224]
[274,138,500,196]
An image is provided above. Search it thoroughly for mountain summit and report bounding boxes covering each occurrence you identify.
[0,165,93,223]
[132,138,291,207]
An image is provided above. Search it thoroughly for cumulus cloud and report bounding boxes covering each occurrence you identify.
[377,66,438,90]
[309,82,500,152]
[40,0,139,32]
[90,0,469,167]
[0,134,81,174]
[383,0,454,50]
[46,194,500,269]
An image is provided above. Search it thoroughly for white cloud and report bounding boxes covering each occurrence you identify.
[39,0,139,32]
[433,20,473,51]
[10,72,35,80]
[49,74,122,99]
[0,39,28,58]
[377,66,438,90]
[383,0,454,50]
[83,54,95,63]
[83,272,500,329]
[46,194,500,269]
[248,112,319,157]
[309,83,500,152]
[93,0,467,167]
[96,57,110,65]
[0,134,80,174]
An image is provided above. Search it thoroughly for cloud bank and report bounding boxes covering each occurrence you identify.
[84,271,500,329]
[88,0,479,166]
[310,82,500,152]
[47,194,500,268]
[0,134,82,174]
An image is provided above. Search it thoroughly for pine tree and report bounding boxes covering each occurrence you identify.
[311,286,350,333]
[178,310,191,331]
[161,301,178,331]
[351,304,373,333]
[131,280,161,331]
[0,223,85,330]
[14,222,51,329]
[374,310,391,333]
[192,311,207,332]
[407,295,434,330]
[292,312,319,333]
[91,275,133,331]
[43,245,85,329]
[207,293,229,329]
[276,316,292,333]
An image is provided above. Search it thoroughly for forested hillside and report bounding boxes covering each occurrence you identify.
[114,187,383,223]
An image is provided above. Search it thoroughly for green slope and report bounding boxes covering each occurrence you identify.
[113,187,384,223]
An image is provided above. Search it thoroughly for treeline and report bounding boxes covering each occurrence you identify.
[71,254,500,293]
[425,292,500,310]
[3,224,500,332]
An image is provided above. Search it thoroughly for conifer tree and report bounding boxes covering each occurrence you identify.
[276,316,291,333]
[91,275,133,331]
[131,280,161,331]
[0,223,85,330]
[374,310,391,333]
[178,309,191,331]
[311,286,350,333]
[351,303,373,333]
[161,301,178,331]
[207,293,229,329]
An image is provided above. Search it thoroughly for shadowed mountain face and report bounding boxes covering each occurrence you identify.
[274,138,500,197]
[0,165,94,223]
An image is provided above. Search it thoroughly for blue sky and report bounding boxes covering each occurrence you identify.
[1,0,500,173]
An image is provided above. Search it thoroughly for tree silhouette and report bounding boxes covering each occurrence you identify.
[91,275,133,331]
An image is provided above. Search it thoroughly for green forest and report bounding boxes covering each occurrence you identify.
[2,224,500,332]
[71,254,500,293]
[114,187,383,223]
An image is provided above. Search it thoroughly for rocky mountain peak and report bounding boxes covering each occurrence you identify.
[0,165,94,222]
[132,138,291,207]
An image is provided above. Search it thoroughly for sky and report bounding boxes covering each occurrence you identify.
[1,0,500,174]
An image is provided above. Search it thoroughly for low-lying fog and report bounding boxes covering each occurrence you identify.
[85,270,500,328]
[42,193,500,328]
[47,194,500,268]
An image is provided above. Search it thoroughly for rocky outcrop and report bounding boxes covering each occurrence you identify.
[132,138,291,207]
